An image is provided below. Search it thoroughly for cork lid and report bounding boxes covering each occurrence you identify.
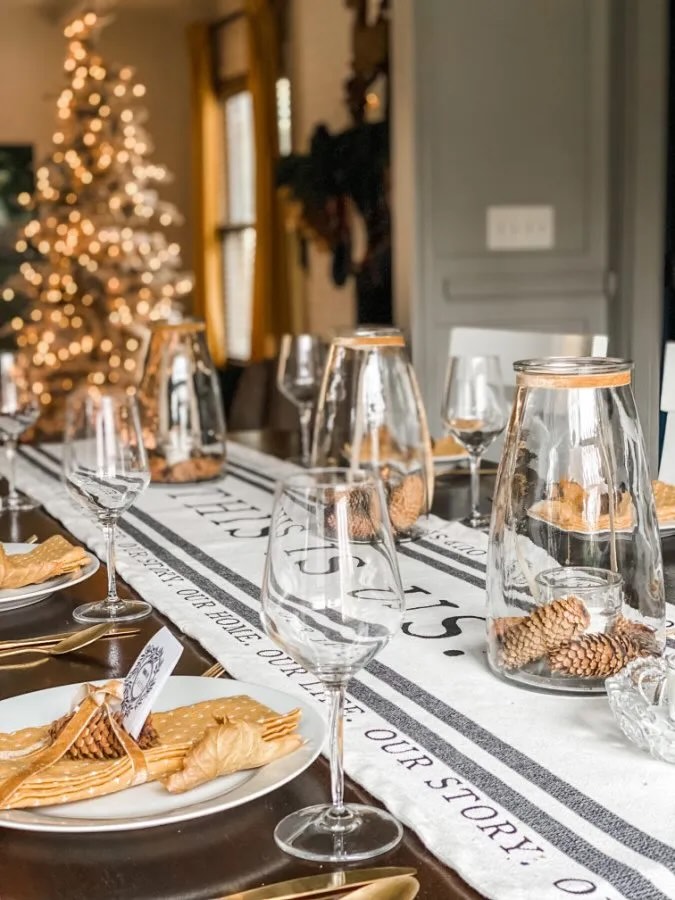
[514,357,633,388]
[334,327,405,349]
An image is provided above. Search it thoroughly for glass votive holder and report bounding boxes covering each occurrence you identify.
[607,656,675,763]
[536,566,623,634]
[635,654,675,718]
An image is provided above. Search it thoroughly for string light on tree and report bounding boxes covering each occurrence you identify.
[3,8,191,431]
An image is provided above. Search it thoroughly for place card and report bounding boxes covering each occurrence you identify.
[121,627,183,739]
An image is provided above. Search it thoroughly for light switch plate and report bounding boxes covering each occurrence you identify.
[486,205,555,251]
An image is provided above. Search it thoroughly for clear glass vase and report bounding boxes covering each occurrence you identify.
[487,357,664,693]
[312,327,433,538]
[137,320,226,484]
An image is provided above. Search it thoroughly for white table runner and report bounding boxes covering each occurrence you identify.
[14,442,675,900]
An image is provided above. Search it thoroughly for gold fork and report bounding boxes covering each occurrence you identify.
[202,661,226,678]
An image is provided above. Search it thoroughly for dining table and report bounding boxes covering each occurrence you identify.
[0,430,493,900]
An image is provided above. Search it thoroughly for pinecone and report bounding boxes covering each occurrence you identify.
[49,708,159,760]
[548,633,652,678]
[325,488,381,541]
[500,596,590,669]
[610,615,658,651]
[388,473,426,534]
[491,616,522,642]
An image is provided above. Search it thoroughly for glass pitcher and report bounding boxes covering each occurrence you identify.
[487,357,664,693]
[312,327,433,538]
[137,320,226,484]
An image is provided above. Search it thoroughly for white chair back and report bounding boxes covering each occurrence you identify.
[659,342,675,483]
[446,326,609,461]
[447,327,609,387]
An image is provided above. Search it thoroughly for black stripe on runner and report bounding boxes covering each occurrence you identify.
[221,463,275,494]
[227,454,278,485]
[415,537,487,573]
[397,542,486,590]
[22,444,675,890]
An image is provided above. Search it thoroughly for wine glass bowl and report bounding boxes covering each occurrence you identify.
[63,388,151,623]
[276,334,325,467]
[442,355,508,528]
[0,351,40,513]
[261,468,405,862]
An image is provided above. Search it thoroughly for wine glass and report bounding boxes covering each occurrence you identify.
[442,355,508,529]
[0,351,40,513]
[276,334,325,467]
[63,388,151,623]
[261,468,405,862]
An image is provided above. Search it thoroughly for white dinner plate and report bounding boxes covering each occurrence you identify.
[526,507,633,536]
[0,543,100,612]
[0,675,325,833]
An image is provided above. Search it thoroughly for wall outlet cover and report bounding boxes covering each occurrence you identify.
[486,205,555,251]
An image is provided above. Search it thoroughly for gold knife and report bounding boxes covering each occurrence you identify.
[218,868,417,900]
[337,876,419,899]
[0,628,140,652]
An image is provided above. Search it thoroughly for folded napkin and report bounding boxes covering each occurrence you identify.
[530,479,633,533]
[0,682,302,809]
[432,435,467,457]
[0,536,89,590]
[653,480,675,525]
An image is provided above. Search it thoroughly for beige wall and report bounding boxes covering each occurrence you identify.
[0,4,193,268]
[288,0,356,337]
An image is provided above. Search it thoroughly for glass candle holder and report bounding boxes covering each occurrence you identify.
[536,566,623,634]
[487,358,664,693]
[607,656,675,763]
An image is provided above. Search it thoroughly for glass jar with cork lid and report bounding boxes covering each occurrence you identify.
[311,327,434,539]
[137,319,226,484]
[487,357,664,692]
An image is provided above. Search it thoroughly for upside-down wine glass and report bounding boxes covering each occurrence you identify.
[261,468,405,862]
[442,355,508,528]
[0,351,40,512]
[276,334,325,467]
[63,388,151,623]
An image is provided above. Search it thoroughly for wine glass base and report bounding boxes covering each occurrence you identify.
[73,599,152,624]
[461,513,491,530]
[0,494,40,513]
[274,803,403,863]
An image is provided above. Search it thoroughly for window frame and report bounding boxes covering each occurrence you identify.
[212,13,257,363]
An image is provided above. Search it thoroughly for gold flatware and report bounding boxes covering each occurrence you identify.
[343,876,419,900]
[219,867,417,900]
[0,658,50,671]
[0,627,139,653]
[25,534,39,544]
[0,623,111,661]
[202,661,226,678]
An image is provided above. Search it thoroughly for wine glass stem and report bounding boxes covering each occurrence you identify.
[469,454,481,520]
[298,406,312,467]
[327,683,347,816]
[6,440,17,503]
[104,520,121,609]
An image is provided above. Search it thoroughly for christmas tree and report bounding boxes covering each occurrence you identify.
[4,9,192,430]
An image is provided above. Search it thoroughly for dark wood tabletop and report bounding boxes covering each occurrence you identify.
[0,431,486,900]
